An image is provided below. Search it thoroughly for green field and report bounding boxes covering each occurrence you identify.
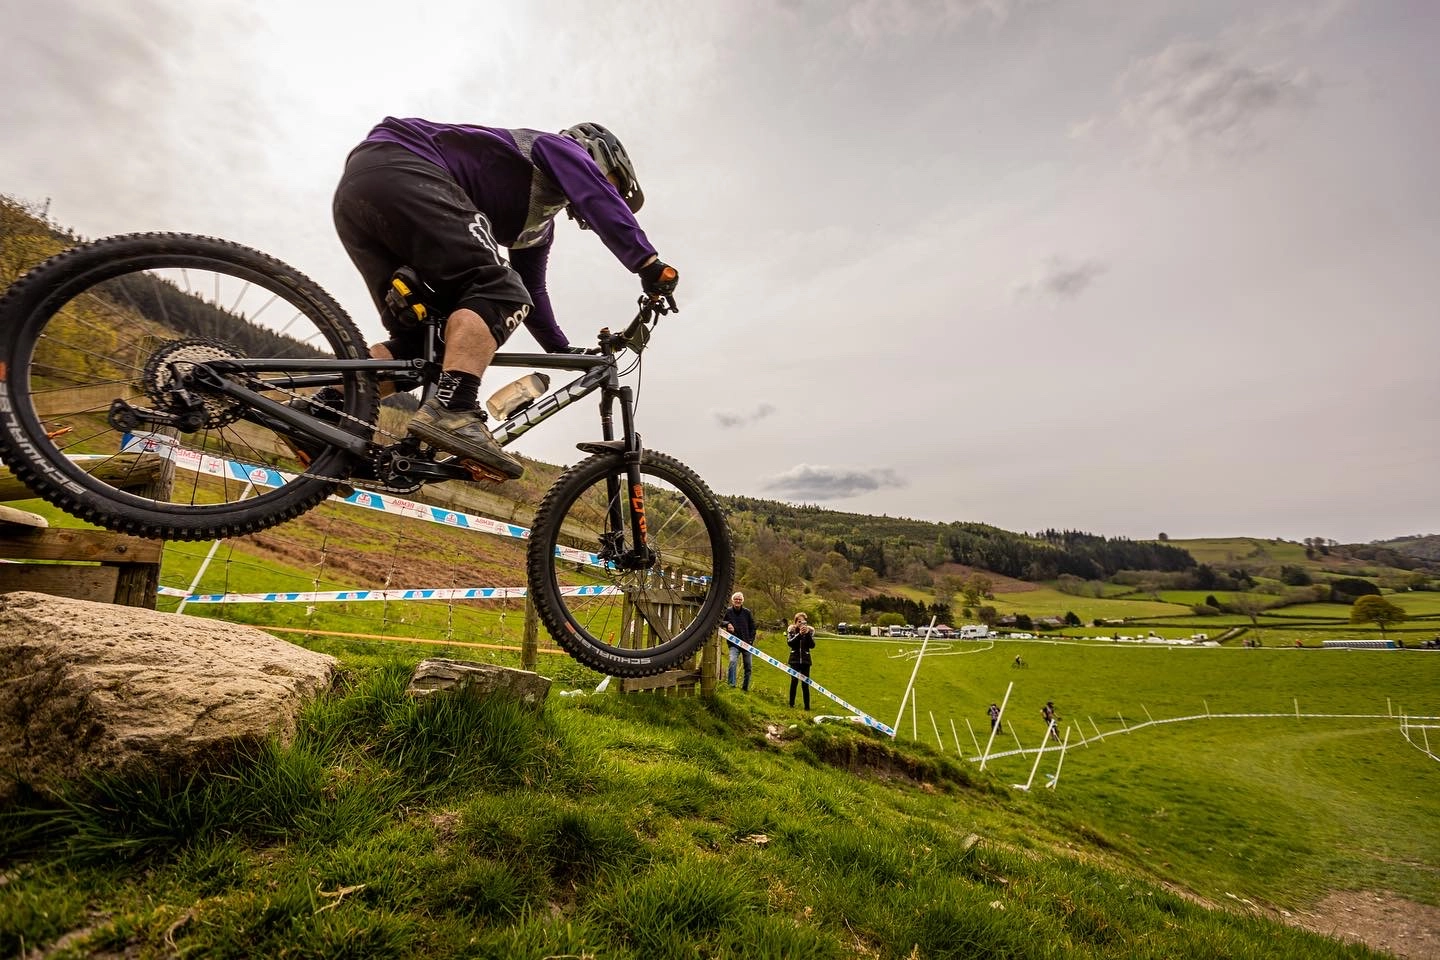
[748,631,1440,907]
[1167,537,1315,567]
[983,586,1192,623]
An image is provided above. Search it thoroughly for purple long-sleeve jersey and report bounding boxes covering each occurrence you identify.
[364,117,658,351]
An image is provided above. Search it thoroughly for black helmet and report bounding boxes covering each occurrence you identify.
[560,122,644,213]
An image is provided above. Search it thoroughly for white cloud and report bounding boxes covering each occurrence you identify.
[762,464,907,501]
[1115,40,1316,162]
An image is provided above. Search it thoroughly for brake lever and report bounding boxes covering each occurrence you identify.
[639,292,678,316]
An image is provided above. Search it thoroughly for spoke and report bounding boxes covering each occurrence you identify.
[28,372,144,397]
[49,422,125,453]
[227,278,253,315]
[275,309,308,339]
[249,292,280,324]
[150,273,173,328]
[36,331,147,378]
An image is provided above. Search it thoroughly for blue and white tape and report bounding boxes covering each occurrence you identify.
[163,584,621,605]
[723,630,896,737]
[109,440,704,578]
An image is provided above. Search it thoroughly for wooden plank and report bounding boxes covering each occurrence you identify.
[0,528,163,564]
[0,504,48,528]
[0,454,167,502]
[619,669,700,693]
[0,563,120,603]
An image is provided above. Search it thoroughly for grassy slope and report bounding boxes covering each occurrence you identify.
[6,632,1431,959]
[778,633,1440,908]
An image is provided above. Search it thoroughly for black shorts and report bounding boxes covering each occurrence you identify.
[332,141,532,356]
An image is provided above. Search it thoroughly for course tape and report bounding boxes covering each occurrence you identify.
[980,711,1440,761]
[162,584,622,604]
[106,440,703,577]
[723,631,896,737]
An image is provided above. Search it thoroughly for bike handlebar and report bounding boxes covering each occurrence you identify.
[597,293,677,356]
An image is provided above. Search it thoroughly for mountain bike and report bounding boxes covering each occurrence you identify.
[0,233,734,677]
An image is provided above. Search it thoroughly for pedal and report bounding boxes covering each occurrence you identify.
[460,460,512,484]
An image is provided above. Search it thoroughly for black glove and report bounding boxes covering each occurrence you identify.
[639,258,679,297]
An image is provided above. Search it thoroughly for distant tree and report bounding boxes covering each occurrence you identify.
[1330,577,1380,604]
[976,605,999,626]
[877,612,905,628]
[1013,613,1033,630]
[936,574,966,604]
[1279,565,1312,586]
[1226,592,1271,628]
[1204,594,1221,609]
[1157,532,1169,541]
[853,566,878,588]
[1063,611,1082,627]
[1350,595,1406,641]
[743,528,804,620]
[962,574,993,607]
[1194,564,1219,589]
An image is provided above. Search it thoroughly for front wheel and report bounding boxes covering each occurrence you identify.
[526,450,734,677]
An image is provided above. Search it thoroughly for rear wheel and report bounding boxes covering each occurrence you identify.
[0,233,377,540]
[526,450,734,677]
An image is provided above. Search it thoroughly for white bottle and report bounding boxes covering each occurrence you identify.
[485,373,551,420]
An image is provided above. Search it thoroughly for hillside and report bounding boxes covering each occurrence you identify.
[5,640,1433,959]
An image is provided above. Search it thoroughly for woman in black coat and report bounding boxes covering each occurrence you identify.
[786,612,817,710]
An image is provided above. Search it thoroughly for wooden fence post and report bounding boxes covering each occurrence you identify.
[521,594,539,670]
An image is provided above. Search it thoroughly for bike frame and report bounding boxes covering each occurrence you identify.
[198,315,652,561]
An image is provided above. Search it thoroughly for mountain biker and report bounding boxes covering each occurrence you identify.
[329,117,680,480]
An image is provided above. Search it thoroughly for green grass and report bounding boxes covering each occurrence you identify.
[778,633,1440,906]
[1167,537,1313,567]
[5,639,1421,959]
[979,587,1192,624]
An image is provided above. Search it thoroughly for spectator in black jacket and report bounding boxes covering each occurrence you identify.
[721,592,757,691]
[786,612,817,710]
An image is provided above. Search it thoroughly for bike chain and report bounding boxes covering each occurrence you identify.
[244,371,429,495]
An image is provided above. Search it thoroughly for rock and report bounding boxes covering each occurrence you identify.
[406,658,551,711]
[0,591,337,801]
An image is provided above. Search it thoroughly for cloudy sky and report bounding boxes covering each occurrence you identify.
[3,0,1436,544]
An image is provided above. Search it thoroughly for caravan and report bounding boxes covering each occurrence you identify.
[958,624,990,639]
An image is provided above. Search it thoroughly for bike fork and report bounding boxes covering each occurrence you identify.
[600,385,652,567]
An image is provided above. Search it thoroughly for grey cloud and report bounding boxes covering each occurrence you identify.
[1116,41,1315,160]
[772,0,1013,44]
[1015,257,1108,301]
[714,403,776,429]
[762,464,907,501]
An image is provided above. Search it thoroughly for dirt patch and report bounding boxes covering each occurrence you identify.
[1286,891,1440,959]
